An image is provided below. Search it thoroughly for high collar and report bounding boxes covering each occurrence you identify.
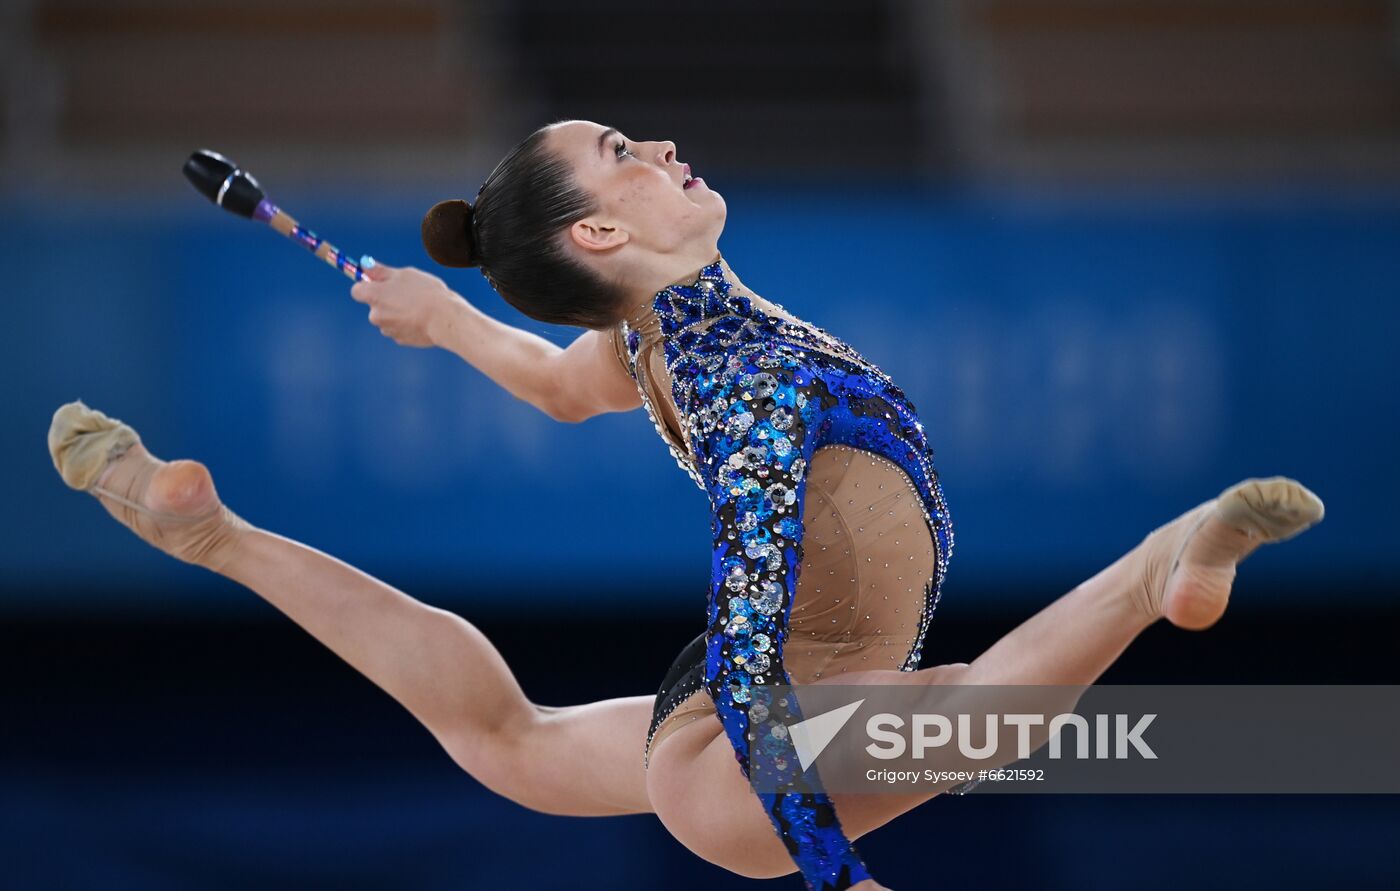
[623,254,759,338]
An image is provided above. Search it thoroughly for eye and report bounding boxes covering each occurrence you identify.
[614,139,635,161]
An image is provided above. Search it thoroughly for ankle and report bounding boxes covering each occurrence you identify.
[194,509,255,575]
[1082,547,1165,626]
[1126,523,1178,623]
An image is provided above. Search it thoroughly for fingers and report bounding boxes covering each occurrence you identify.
[345,258,435,348]
[369,317,418,347]
[365,306,397,342]
[349,256,392,303]
[359,254,394,281]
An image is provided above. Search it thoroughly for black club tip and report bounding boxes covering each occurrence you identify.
[183,149,266,219]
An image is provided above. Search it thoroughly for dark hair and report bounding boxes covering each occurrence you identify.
[421,122,627,330]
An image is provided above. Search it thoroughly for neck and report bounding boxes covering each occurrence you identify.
[618,251,758,325]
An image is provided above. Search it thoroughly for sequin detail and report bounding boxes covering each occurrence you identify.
[624,258,954,891]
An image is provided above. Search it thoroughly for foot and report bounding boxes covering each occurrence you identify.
[1135,477,1325,630]
[48,400,251,572]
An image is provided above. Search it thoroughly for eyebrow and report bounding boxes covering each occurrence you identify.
[596,127,620,157]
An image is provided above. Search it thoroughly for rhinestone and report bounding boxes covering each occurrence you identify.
[765,482,797,507]
[750,581,784,615]
[745,653,771,674]
[725,411,755,436]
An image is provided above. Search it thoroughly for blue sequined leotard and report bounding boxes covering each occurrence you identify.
[610,256,953,891]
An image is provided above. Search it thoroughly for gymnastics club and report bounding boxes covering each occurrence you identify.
[182,149,366,281]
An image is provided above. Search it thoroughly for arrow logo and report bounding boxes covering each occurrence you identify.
[788,698,865,771]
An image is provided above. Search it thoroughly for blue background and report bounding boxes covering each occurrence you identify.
[7,3,1400,887]
[5,183,1396,609]
[5,182,1398,891]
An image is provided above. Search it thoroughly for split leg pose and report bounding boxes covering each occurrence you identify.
[50,118,1324,891]
[48,401,1320,890]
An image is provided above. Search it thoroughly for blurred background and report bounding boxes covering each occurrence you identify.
[2,0,1398,888]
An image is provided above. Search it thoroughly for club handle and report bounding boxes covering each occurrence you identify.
[255,200,364,281]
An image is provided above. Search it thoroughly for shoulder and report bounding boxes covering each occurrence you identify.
[690,349,830,440]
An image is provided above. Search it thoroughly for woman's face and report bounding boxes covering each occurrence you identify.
[545,119,725,261]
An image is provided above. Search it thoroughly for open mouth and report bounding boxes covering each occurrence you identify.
[683,163,703,190]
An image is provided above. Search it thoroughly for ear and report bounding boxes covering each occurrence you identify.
[568,216,630,254]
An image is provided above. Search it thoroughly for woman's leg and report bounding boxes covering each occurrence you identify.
[915,477,1323,689]
[830,478,1323,834]
[647,478,1323,880]
[224,528,656,816]
[49,401,654,817]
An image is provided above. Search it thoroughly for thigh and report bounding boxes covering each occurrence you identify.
[504,694,657,816]
[646,712,797,878]
[644,663,972,879]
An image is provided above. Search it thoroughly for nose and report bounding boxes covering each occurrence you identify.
[656,141,676,166]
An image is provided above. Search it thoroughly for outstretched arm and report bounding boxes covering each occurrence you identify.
[348,260,640,422]
[691,355,875,891]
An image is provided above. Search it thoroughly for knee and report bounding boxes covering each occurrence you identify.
[435,702,547,806]
[920,661,971,684]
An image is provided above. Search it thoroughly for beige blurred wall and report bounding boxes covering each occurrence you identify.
[3,0,1398,197]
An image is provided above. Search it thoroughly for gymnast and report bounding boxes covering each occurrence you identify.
[48,119,1323,891]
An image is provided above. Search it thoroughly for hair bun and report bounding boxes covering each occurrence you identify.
[421,198,479,268]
